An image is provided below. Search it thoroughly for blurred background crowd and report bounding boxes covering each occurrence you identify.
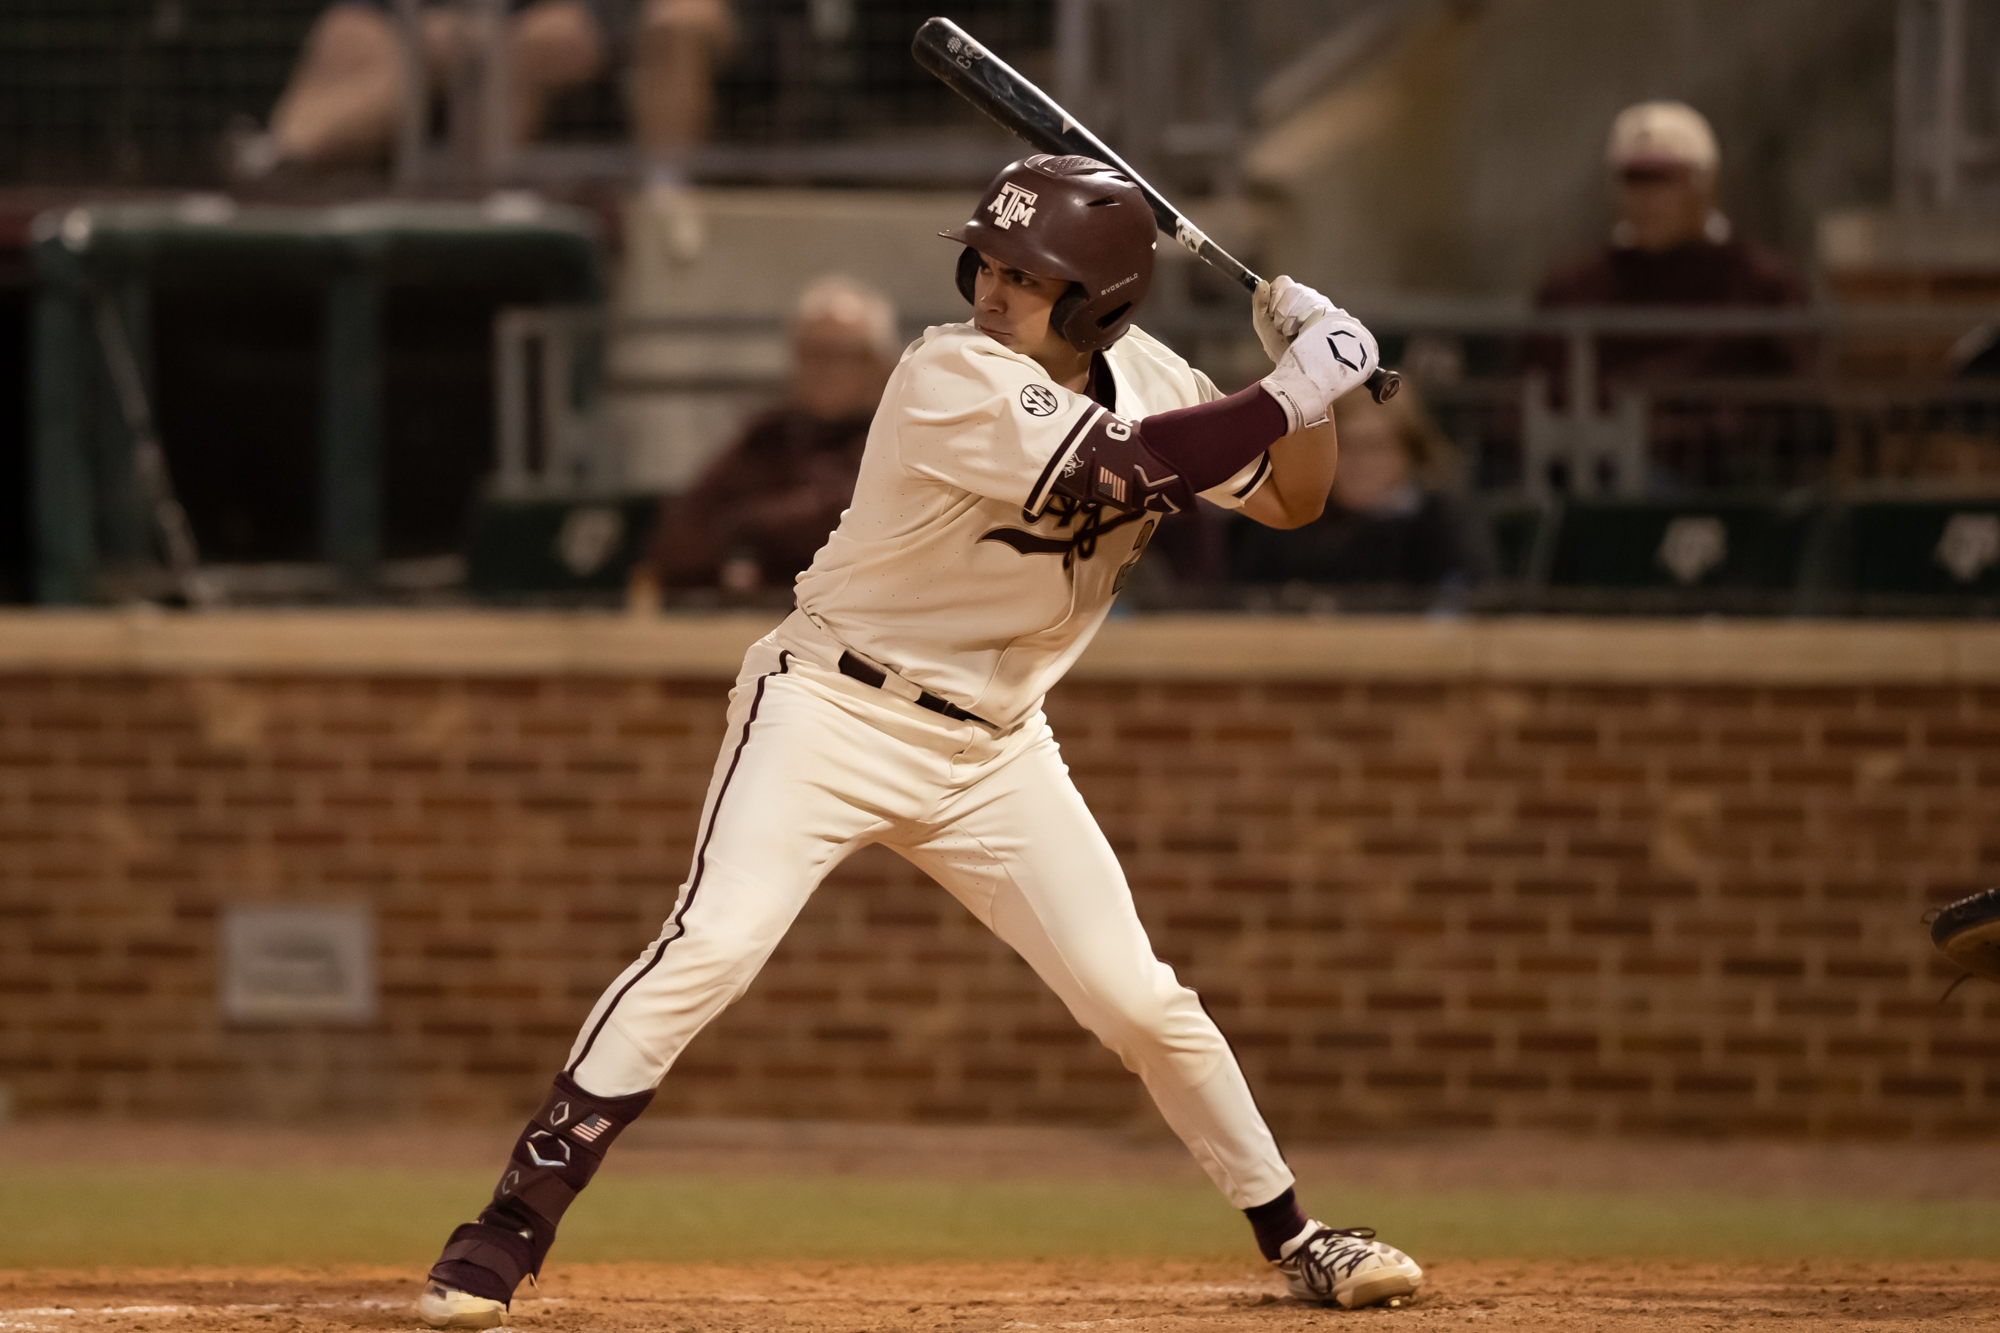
[4,0,2000,618]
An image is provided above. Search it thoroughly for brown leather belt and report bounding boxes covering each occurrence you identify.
[838,651,992,726]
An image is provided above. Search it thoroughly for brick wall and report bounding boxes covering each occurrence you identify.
[1,615,1996,1137]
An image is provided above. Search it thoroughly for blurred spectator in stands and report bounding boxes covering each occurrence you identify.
[232,1,731,253]
[1532,101,1809,400]
[629,276,897,607]
[1230,386,1493,600]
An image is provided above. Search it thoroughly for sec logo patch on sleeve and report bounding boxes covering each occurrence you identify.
[1020,384,1060,416]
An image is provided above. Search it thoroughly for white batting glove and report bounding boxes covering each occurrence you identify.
[1252,276,1339,365]
[1259,307,1379,434]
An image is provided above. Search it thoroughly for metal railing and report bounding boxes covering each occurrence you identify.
[1896,0,2000,212]
[493,306,616,499]
[1349,300,2000,499]
[419,298,2000,614]
[499,299,2000,508]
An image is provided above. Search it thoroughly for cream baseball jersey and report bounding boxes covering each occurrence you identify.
[792,321,1270,728]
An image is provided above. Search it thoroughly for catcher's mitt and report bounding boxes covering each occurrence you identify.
[1931,887,2000,988]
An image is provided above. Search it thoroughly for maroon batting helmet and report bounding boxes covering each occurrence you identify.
[941,154,1157,352]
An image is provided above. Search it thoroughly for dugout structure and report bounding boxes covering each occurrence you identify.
[29,196,603,604]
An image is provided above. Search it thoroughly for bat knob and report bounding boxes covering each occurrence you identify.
[1366,367,1401,404]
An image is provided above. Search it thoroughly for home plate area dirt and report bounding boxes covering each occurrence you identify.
[3,1260,1996,1333]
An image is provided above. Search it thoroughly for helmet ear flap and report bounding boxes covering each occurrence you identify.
[955,247,980,303]
[1051,282,1090,348]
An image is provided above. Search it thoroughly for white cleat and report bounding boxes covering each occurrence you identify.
[416,1281,509,1328]
[1273,1222,1424,1309]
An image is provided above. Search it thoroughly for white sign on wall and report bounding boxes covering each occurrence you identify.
[221,904,377,1024]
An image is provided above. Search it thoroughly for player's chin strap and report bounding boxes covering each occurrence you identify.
[428,1073,655,1303]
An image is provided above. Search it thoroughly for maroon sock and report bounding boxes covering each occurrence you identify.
[1245,1187,1309,1261]
[426,1073,655,1303]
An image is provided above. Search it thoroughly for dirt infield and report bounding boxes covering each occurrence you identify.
[3,1258,1997,1332]
[8,1123,2000,1328]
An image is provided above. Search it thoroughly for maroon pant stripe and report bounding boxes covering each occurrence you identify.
[566,651,791,1076]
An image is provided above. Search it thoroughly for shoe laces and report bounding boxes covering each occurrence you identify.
[1293,1226,1382,1287]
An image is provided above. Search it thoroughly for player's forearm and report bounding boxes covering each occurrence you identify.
[1240,419,1338,530]
[1137,384,1290,492]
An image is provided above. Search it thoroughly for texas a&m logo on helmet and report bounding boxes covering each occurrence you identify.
[988,182,1038,230]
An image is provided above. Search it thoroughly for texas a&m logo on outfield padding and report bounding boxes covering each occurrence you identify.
[988,182,1038,229]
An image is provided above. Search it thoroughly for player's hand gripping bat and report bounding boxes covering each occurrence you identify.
[912,16,1400,405]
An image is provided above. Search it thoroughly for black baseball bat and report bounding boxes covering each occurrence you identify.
[912,15,1399,405]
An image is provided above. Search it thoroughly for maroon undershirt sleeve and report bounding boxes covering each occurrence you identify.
[1136,384,1290,494]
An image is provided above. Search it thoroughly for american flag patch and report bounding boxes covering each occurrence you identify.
[1097,467,1127,504]
[571,1113,612,1143]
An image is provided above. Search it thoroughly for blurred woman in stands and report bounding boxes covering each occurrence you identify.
[1229,384,1493,605]
[628,275,897,607]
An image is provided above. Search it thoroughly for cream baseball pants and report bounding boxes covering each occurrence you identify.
[563,620,1295,1210]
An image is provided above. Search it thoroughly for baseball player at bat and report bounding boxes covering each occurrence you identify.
[415,154,1423,1326]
